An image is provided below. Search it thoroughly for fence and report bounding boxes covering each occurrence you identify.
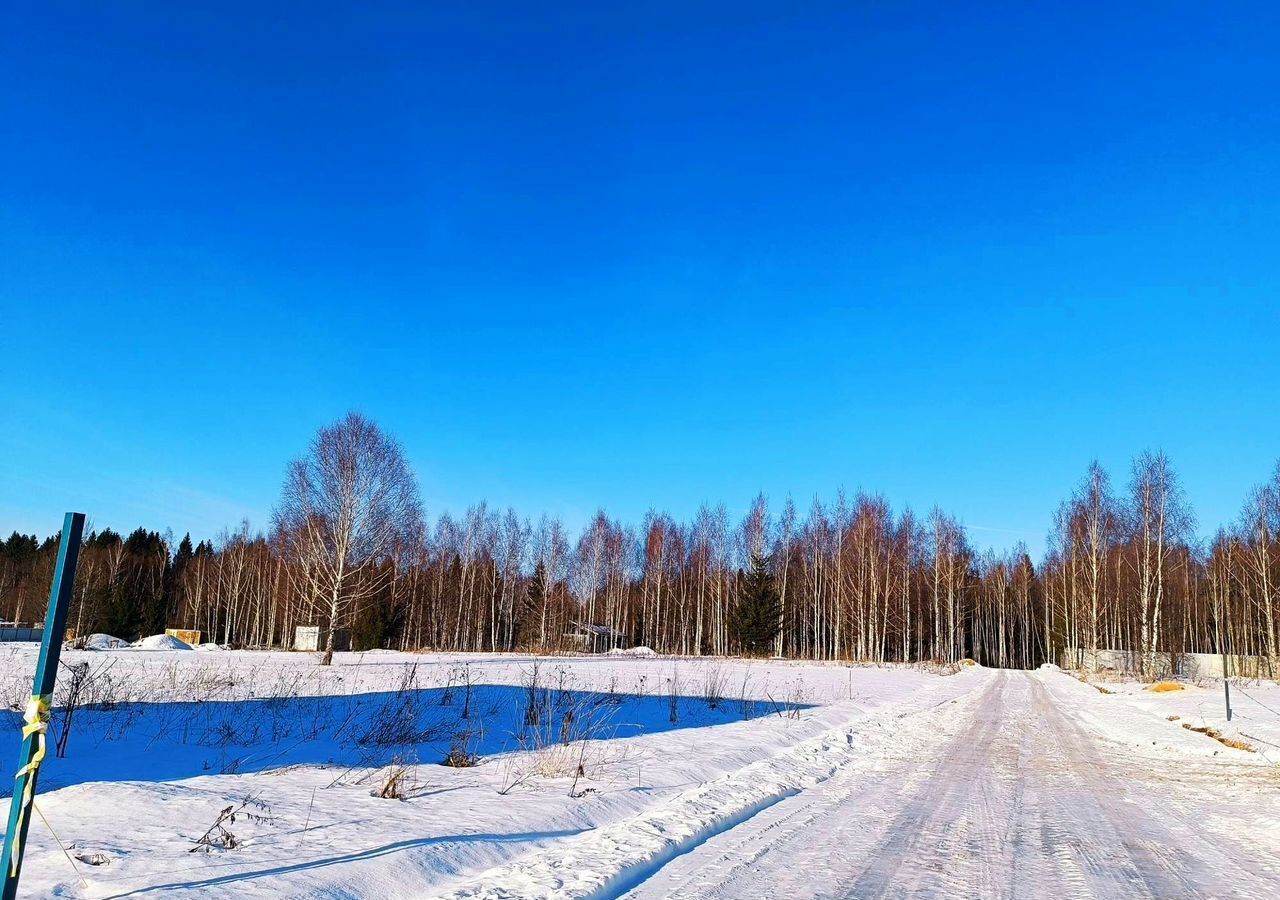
[1060,646,1274,679]
[0,627,43,643]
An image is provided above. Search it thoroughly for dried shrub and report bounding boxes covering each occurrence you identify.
[373,758,417,799]
[701,664,728,709]
[498,690,622,795]
[357,664,433,746]
[189,796,273,853]
[442,727,481,767]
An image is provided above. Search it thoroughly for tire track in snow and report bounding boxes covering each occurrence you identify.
[431,671,989,900]
[620,671,1280,900]
[839,670,1010,897]
[636,683,996,900]
[618,673,1005,899]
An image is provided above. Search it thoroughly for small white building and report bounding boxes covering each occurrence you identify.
[294,626,351,653]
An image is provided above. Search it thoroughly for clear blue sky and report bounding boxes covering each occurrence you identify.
[3,2,1278,558]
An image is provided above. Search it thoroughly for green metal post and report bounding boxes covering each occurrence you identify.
[0,513,85,898]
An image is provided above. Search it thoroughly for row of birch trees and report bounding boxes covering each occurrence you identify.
[1047,452,1280,676]
[2,414,1277,674]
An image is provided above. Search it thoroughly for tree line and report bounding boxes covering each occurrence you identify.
[2,413,1276,674]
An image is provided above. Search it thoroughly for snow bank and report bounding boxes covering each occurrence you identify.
[606,646,657,658]
[83,633,130,651]
[1055,671,1280,769]
[133,633,193,651]
[3,649,955,898]
[194,642,224,652]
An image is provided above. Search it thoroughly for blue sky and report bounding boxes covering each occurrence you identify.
[3,2,1278,558]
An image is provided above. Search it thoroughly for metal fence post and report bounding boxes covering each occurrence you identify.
[1,512,85,898]
[1223,647,1232,723]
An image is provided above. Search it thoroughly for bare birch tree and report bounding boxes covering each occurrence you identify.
[1073,461,1118,668]
[274,412,423,664]
[1127,450,1192,675]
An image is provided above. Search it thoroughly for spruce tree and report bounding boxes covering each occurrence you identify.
[166,533,194,627]
[516,560,548,649]
[733,553,781,656]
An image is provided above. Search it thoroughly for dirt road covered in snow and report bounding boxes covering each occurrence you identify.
[621,670,1280,900]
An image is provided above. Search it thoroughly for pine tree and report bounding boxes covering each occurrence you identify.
[515,560,548,649]
[733,553,781,656]
[174,534,194,574]
[166,533,194,626]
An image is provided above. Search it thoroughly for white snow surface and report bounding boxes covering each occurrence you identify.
[0,648,1276,898]
[133,633,194,651]
[81,633,131,651]
[609,671,1280,899]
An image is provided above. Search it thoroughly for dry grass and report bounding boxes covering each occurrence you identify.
[1071,672,1112,694]
[1218,737,1256,752]
[442,746,479,767]
[374,760,415,799]
[1147,681,1185,693]
[1181,722,1256,752]
[958,659,978,667]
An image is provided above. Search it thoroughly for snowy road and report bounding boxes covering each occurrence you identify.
[621,671,1280,900]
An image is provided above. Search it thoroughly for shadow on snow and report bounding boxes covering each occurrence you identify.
[7,682,806,793]
[96,828,591,897]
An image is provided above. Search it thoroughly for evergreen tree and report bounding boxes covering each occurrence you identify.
[733,553,781,656]
[167,533,194,626]
[173,534,194,574]
[515,559,548,649]
[98,579,140,640]
[352,592,405,651]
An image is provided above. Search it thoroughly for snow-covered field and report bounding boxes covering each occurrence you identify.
[1,646,1277,898]
[0,646,947,898]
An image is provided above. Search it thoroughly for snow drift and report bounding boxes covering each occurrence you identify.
[82,633,130,651]
[134,633,193,651]
[606,646,657,658]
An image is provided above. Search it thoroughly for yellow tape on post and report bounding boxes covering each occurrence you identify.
[9,695,51,876]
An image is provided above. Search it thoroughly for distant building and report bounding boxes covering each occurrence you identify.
[564,621,626,654]
[293,626,352,653]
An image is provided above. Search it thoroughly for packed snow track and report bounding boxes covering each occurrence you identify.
[620,671,1280,900]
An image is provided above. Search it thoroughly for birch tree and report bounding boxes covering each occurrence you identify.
[274,412,422,664]
[1126,450,1192,675]
[1073,462,1118,668]
[1240,464,1280,671]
